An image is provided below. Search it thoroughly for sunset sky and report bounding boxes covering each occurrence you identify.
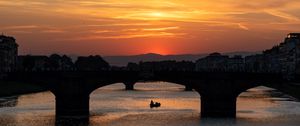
[1,0,300,56]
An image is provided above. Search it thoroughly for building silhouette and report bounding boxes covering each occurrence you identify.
[0,35,18,73]
[18,55,49,71]
[48,54,74,71]
[280,33,300,75]
[75,55,110,71]
[194,33,300,78]
[0,33,299,80]
[259,33,300,78]
[195,52,229,71]
[228,55,244,71]
[17,54,74,72]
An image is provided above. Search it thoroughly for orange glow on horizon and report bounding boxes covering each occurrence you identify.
[148,47,170,55]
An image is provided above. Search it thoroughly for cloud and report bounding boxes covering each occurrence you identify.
[266,10,300,21]
[238,23,249,30]
[142,26,179,31]
[105,32,186,39]
[1,25,67,34]
[9,31,33,34]
[41,29,65,33]
[90,30,112,34]
[227,12,286,23]
[76,0,185,10]
[1,0,300,48]
[86,23,152,27]
[59,32,186,41]
[3,25,39,30]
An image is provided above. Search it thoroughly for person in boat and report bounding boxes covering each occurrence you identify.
[150,100,161,107]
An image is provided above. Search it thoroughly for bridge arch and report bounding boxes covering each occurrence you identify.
[235,80,284,99]
[236,85,288,117]
[122,81,194,91]
[237,85,277,98]
[92,81,190,91]
[2,80,57,98]
[85,78,194,95]
[89,81,201,117]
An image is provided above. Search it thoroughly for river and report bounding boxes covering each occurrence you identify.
[0,82,300,126]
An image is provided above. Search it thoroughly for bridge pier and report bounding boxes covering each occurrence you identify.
[124,81,136,90]
[54,78,90,118]
[55,94,90,118]
[200,95,237,117]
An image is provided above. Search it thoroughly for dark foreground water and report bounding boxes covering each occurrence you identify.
[0,82,300,126]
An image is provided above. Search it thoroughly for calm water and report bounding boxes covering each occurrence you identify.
[0,82,300,126]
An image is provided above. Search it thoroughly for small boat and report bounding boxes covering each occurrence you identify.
[150,100,161,108]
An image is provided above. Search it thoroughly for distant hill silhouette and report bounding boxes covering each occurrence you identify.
[103,51,259,66]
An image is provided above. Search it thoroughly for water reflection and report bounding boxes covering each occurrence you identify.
[55,117,89,126]
[199,118,237,126]
[0,83,299,126]
[0,96,18,107]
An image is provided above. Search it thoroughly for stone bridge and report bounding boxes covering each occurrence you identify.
[5,71,284,118]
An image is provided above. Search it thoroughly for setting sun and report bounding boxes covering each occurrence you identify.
[149,46,170,55]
